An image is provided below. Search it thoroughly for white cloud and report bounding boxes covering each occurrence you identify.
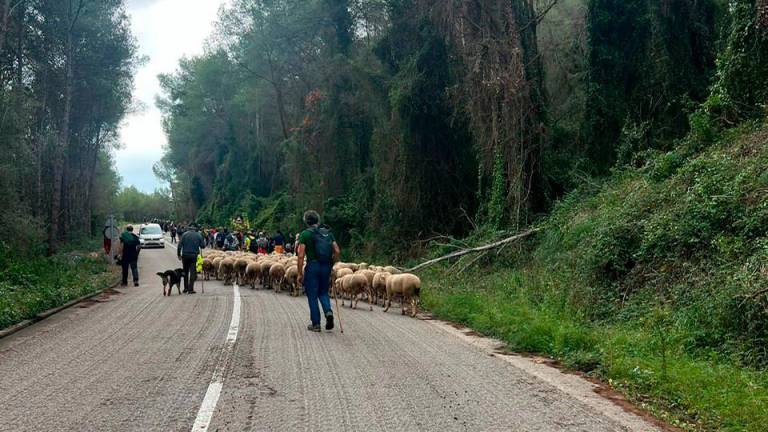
[117,0,227,193]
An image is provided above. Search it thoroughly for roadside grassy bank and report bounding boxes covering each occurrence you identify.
[420,123,768,431]
[422,266,767,431]
[0,240,119,331]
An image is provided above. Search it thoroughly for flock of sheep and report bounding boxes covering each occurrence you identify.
[200,251,422,317]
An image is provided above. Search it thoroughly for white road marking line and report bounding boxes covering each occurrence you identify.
[191,283,241,432]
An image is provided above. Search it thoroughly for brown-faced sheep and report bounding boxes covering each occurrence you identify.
[384,273,421,317]
[332,268,354,295]
[357,269,377,304]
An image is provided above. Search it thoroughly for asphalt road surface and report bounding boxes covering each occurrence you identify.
[0,241,662,432]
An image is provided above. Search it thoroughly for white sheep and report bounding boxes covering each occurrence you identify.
[384,273,421,317]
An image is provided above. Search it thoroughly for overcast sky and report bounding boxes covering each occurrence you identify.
[117,0,227,193]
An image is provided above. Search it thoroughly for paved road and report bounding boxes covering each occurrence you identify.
[0,242,661,432]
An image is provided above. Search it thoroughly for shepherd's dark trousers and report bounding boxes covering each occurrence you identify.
[304,260,333,326]
[182,256,197,292]
[121,260,139,285]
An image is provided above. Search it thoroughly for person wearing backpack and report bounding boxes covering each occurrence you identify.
[297,210,340,332]
[256,232,269,254]
[215,228,227,249]
[224,230,239,251]
[117,225,141,287]
[246,231,257,254]
[177,223,205,294]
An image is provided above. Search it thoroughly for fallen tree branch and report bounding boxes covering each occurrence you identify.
[405,228,541,273]
[747,287,768,300]
[458,250,490,274]
[736,287,768,310]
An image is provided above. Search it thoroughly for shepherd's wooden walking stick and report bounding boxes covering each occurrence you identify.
[333,283,344,334]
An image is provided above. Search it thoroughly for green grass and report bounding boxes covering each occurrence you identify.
[418,123,768,431]
[423,265,768,431]
[0,242,118,330]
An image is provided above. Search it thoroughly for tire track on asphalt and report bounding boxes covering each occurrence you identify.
[0,294,162,408]
[208,287,655,431]
[0,245,233,432]
[80,290,228,431]
[190,283,241,432]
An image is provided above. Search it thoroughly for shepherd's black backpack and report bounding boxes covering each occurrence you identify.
[249,238,259,253]
[311,227,334,263]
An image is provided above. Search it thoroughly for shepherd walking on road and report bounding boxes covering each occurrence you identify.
[296,210,340,332]
[177,223,205,294]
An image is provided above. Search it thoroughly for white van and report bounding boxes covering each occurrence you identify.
[139,223,165,248]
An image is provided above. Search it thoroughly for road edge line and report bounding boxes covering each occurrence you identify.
[191,282,241,432]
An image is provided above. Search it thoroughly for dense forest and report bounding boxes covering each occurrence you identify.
[0,0,138,254]
[157,0,767,256]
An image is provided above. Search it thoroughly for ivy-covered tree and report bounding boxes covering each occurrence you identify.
[583,0,718,169]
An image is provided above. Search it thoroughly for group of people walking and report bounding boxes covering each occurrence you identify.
[157,220,296,255]
[203,228,295,254]
[115,211,340,332]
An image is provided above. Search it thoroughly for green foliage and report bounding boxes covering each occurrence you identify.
[113,187,172,222]
[485,149,506,229]
[420,120,768,430]
[373,11,478,238]
[425,262,768,431]
[249,194,298,233]
[159,1,478,249]
[157,0,746,250]
[421,143,762,431]
[700,0,768,125]
[0,242,117,330]
[0,0,137,251]
[583,0,718,171]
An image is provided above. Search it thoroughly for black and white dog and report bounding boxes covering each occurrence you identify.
[157,269,184,296]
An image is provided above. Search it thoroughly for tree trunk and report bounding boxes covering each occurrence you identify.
[61,161,71,240]
[14,0,22,86]
[405,228,541,273]
[436,0,547,225]
[48,17,74,254]
[82,127,102,236]
[273,82,289,140]
[34,103,46,219]
[0,0,10,55]
[266,54,289,140]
